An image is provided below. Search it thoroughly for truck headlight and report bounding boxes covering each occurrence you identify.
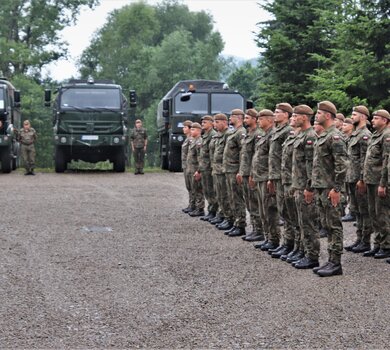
[113,137,119,144]
[178,135,184,142]
[60,137,67,143]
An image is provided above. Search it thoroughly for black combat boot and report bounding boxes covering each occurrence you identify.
[260,241,278,251]
[352,242,370,253]
[374,249,390,259]
[287,250,304,264]
[210,215,224,225]
[363,247,379,257]
[313,261,331,274]
[217,220,233,231]
[317,262,343,277]
[294,256,319,269]
[182,207,194,213]
[271,245,293,259]
[228,227,246,237]
[344,240,360,251]
[224,226,236,235]
[189,209,205,217]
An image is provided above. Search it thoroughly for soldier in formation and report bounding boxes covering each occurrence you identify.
[19,120,37,175]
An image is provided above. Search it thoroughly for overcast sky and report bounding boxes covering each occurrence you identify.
[45,0,270,81]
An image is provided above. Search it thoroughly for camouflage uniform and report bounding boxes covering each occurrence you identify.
[187,135,204,210]
[251,127,280,245]
[239,127,263,234]
[19,127,37,173]
[269,122,293,247]
[223,126,247,229]
[292,127,320,261]
[213,128,232,221]
[346,126,372,246]
[199,128,218,214]
[130,127,147,172]
[182,136,194,210]
[312,125,348,264]
[363,127,390,251]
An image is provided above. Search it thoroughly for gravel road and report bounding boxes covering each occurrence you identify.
[0,171,389,349]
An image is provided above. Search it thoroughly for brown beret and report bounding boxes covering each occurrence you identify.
[135,119,142,123]
[245,108,258,118]
[336,113,345,122]
[353,105,370,117]
[293,104,313,116]
[373,109,390,121]
[201,115,213,122]
[258,109,274,117]
[214,113,228,121]
[317,101,337,116]
[343,118,354,125]
[230,109,245,116]
[183,120,193,127]
[191,122,202,129]
[275,102,293,114]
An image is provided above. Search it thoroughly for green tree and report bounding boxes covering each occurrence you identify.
[227,61,260,103]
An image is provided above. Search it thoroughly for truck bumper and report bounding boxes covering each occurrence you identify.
[54,134,128,147]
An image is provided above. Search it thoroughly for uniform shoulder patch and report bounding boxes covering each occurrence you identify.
[363,136,369,140]
[333,135,340,140]
[386,137,390,142]
[306,140,313,145]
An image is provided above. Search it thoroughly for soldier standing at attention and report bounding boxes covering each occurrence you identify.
[181,120,194,213]
[222,109,247,237]
[196,115,218,221]
[186,122,204,217]
[343,106,372,253]
[309,101,347,277]
[334,113,345,131]
[361,109,390,259]
[238,109,264,242]
[19,120,37,175]
[267,103,294,258]
[130,119,148,175]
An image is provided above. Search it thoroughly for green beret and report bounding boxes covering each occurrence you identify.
[183,120,193,127]
[373,109,390,121]
[245,108,258,118]
[293,104,313,116]
[275,102,293,114]
[258,109,274,117]
[201,115,213,122]
[230,109,245,116]
[317,101,337,116]
[214,113,228,121]
[353,105,370,117]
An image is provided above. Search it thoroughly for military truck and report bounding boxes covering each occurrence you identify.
[157,79,252,172]
[44,78,136,172]
[0,78,21,173]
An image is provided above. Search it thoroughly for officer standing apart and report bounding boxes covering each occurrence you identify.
[130,119,148,175]
[309,101,348,277]
[181,120,194,213]
[19,120,37,175]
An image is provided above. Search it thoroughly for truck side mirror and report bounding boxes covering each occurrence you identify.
[44,89,51,107]
[14,90,21,107]
[162,99,169,118]
[246,100,254,109]
[180,92,192,102]
[129,90,137,108]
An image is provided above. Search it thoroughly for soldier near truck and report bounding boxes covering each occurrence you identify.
[18,120,37,175]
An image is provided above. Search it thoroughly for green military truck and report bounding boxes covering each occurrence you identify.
[157,79,252,172]
[45,78,136,172]
[0,78,21,173]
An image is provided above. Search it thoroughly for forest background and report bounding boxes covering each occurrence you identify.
[0,0,389,168]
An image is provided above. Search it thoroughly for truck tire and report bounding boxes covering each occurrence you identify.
[168,147,182,172]
[1,149,12,173]
[113,149,126,172]
[55,147,67,173]
[160,135,169,170]
[12,157,17,170]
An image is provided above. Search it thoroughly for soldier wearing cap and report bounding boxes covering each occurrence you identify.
[267,103,294,258]
[19,120,38,175]
[341,118,354,140]
[343,106,372,253]
[186,122,204,217]
[222,109,247,237]
[181,120,194,213]
[309,101,348,277]
[335,113,345,131]
[196,115,218,221]
[212,113,233,231]
[362,109,390,259]
[130,119,148,174]
[290,105,320,268]
[238,108,264,242]
[251,109,280,251]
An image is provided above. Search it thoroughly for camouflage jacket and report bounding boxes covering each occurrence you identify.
[281,129,298,185]
[380,132,390,187]
[212,128,230,175]
[291,127,317,190]
[130,127,147,148]
[199,128,216,172]
[209,136,217,175]
[268,123,292,180]
[250,127,274,182]
[223,126,246,173]
[19,127,37,146]
[181,136,191,170]
[346,126,371,183]
[239,127,263,177]
[186,136,202,173]
[312,125,347,189]
[363,127,390,185]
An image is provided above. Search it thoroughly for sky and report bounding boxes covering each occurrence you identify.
[45,0,270,81]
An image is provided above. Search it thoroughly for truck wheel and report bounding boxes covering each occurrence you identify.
[160,135,169,170]
[12,157,17,170]
[168,147,182,172]
[113,150,126,172]
[1,148,12,173]
[55,147,67,173]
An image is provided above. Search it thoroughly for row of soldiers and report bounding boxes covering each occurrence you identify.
[181,101,390,277]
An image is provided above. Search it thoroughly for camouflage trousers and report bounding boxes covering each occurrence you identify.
[200,170,218,214]
[347,182,372,244]
[367,184,390,249]
[256,181,280,244]
[215,174,232,221]
[183,168,195,209]
[315,188,343,264]
[242,176,262,233]
[277,181,296,247]
[133,147,145,170]
[225,173,246,228]
[295,189,320,260]
[189,171,204,210]
[21,144,35,171]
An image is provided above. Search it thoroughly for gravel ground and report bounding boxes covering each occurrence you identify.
[0,171,389,349]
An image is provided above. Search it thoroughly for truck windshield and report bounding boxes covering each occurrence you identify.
[0,89,4,110]
[60,88,121,109]
[211,93,245,114]
[174,93,208,114]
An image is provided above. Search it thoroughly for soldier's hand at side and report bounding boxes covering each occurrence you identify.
[304,189,314,204]
[267,180,275,194]
[194,171,201,182]
[356,180,366,195]
[378,186,387,198]
[236,173,242,185]
[328,189,340,207]
[249,176,255,189]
